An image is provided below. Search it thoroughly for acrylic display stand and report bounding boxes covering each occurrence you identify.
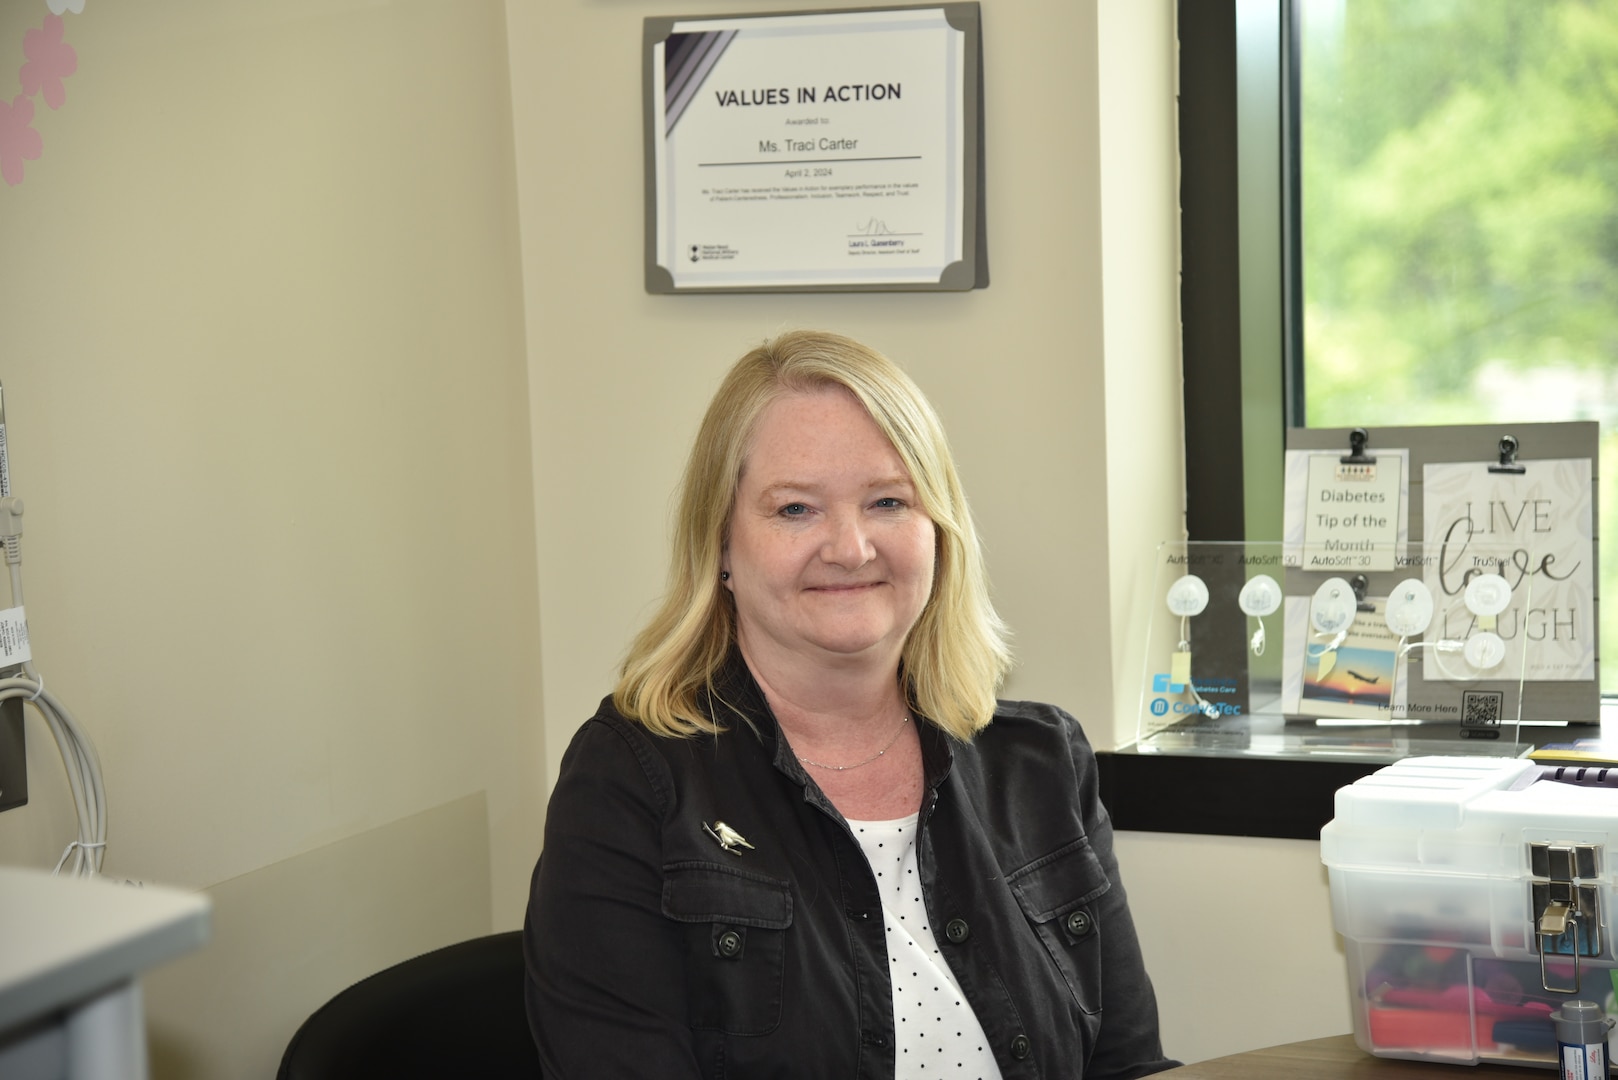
[1130,539,1551,763]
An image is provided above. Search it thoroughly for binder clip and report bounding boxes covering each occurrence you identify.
[1340,427,1376,465]
[1336,429,1377,480]
[1351,573,1376,613]
[1489,434,1527,474]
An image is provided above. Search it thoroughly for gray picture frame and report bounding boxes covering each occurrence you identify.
[642,4,987,294]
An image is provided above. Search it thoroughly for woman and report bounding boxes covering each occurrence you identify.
[524,331,1177,1079]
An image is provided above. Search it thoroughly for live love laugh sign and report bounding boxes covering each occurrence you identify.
[1422,458,1593,682]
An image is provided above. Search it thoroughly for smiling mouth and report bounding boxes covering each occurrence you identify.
[807,582,882,592]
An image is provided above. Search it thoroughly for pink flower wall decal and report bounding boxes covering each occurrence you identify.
[0,95,42,186]
[21,16,77,110]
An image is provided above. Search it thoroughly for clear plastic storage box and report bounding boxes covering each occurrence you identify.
[1321,756,1618,1069]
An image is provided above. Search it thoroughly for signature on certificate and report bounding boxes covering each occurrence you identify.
[854,218,896,236]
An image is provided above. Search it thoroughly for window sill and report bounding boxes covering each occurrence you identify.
[1096,747,1381,840]
[1099,701,1618,840]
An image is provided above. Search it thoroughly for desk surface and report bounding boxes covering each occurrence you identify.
[0,867,210,1033]
[1158,1035,1539,1078]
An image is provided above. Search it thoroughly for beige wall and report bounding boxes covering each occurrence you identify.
[0,2,543,1077]
[0,0,1351,1073]
[510,0,1143,771]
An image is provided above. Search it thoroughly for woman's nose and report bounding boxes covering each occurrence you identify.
[821,510,874,568]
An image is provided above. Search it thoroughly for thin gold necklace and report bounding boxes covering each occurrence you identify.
[796,715,910,771]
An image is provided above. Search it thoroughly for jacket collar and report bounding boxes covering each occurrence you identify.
[708,649,955,795]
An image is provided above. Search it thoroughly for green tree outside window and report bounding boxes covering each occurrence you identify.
[1299,0,1618,693]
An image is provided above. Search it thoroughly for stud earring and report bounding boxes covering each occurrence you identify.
[720,571,730,582]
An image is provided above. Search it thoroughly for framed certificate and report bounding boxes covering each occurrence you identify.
[643,5,987,293]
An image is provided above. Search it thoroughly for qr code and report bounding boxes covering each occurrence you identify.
[1461,691,1504,731]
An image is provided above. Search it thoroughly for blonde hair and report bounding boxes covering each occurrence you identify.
[614,330,1012,740]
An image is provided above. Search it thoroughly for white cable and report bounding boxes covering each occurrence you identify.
[0,498,106,878]
[1400,638,1471,683]
[53,840,105,877]
[0,676,106,877]
[1176,616,1221,719]
[1308,629,1348,658]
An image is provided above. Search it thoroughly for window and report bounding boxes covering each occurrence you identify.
[1291,0,1618,693]
[1197,0,1615,688]
[1106,0,1616,837]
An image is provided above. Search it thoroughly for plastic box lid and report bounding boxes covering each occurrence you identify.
[1322,756,1618,877]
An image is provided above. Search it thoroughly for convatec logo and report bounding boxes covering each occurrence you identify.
[1148,673,1182,717]
[1151,673,1185,694]
[1148,673,1243,718]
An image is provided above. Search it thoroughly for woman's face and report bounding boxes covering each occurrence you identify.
[723,386,937,677]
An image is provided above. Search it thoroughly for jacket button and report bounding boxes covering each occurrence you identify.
[944,918,970,944]
[1065,909,1093,937]
[1011,1034,1031,1059]
[716,930,743,958]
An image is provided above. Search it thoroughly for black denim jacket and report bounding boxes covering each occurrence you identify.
[524,659,1178,1079]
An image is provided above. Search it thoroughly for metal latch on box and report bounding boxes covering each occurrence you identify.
[1530,842,1603,994]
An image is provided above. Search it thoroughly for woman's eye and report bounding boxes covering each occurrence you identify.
[873,497,904,510]
[779,503,810,517]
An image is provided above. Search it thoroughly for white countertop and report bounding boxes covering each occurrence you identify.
[0,867,210,1034]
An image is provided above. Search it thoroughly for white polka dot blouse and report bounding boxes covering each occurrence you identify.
[847,815,1004,1080]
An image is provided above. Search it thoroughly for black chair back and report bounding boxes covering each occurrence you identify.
[277,930,542,1079]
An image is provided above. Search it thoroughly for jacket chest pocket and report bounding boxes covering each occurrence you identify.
[663,861,793,1036]
[1006,838,1110,1018]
